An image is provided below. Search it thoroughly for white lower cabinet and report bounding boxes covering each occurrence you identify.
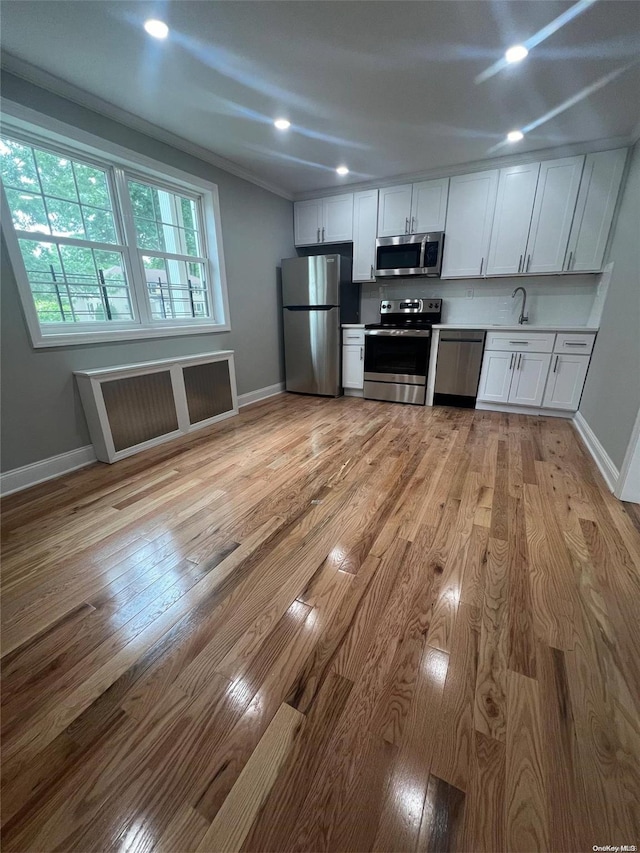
[478,350,550,407]
[478,332,594,413]
[509,352,552,406]
[543,354,590,410]
[477,351,513,403]
[343,344,364,389]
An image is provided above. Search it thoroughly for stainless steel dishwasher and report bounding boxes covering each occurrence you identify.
[433,329,486,408]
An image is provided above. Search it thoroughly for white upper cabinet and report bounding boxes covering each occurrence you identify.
[486,163,540,276]
[411,178,449,233]
[322,194,354,243]
[294,200,323,246]
[294,195,353,245]
[565,148,627,272]
[525,156,584,274]
[377,185,413,237]
[377,179,449,237]
[352,190,378,282]
[441,169,499,278]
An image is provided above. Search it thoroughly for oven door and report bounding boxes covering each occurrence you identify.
[364,329,431,385]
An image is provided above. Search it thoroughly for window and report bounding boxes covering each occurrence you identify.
[0,125,229,346]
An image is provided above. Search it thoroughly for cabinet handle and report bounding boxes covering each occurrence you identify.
[509,353,514,370]
[405,217,409,234]
[370,264,374,279]
[518,254,523,273]
[479,257,484,276]
[553,355,559,373]
[360,346,363,361]
[317,227,320,243]
[518,353,522,369]
[411,216,415,233]
[526,254,531,272]
[566,251,573,271]
[564,341,587,347]
[322,227,325,241]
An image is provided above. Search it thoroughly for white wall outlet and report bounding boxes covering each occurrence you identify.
[466,288,474,299]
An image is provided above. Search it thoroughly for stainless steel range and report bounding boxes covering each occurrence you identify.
[364,298,442,405]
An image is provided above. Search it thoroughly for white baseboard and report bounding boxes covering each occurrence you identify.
[0,445,97,497]
[237,382,285,408]
[573,412,619,492]
[475,402,571,419]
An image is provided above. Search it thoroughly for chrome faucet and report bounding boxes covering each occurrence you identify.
[512,286,529,324]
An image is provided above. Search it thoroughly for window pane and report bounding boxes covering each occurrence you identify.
[1,137,118,245]
[143,255,210,319]
[129,179,202,257]
[46,197,86,239]
[4,188,50,234]
[17,238,133,324]
[74,162,111,209]
[0,138,39,191]
[84,206,117,244]
[34,149,78,201]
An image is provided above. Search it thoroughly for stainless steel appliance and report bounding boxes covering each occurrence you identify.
[281,254,359,397]
[374,232,444,278]
[433,329,486,408]
[364,298,442,405]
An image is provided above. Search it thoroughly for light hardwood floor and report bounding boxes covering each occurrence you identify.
[1,393,639,852]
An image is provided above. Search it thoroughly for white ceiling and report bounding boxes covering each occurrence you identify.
[1,1,639,196]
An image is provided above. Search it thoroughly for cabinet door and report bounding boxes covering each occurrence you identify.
[441,169,499,278]
[566,148,627,272]
[352,190,378,281]
[525,156,584,273]
[322,194,353,242]
[342,344,364,389]
[294,200,322,246]
[486,163,540,276]
[542,354,590,411]
[377,185,413,237]
[477,350,514,403]
[508,352,552,407]
[410,178,449,233]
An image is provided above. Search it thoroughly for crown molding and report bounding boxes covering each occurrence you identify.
[0,53,294,201]
[294,135,633,201]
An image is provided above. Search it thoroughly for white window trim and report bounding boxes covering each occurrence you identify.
[1,100,231,348]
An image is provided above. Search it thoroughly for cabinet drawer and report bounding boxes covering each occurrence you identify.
[554,332,596,355]
[485,332,555,353]
[343,329,365,345]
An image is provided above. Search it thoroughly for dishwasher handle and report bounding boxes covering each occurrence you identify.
[440,336,485,343]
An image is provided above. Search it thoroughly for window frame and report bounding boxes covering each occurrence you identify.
[1,103,231,347]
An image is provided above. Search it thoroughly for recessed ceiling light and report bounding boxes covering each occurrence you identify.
[144,19,169,39]
[507,130,524,142]
[505,44,528,63]
[274,118,291,131]
[336,166,349,176]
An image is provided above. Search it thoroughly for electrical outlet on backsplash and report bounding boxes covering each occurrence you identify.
[361,274,600,326]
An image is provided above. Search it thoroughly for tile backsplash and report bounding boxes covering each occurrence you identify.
[361,274,600,326]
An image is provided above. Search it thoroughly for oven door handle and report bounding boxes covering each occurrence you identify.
[365,329,432,337]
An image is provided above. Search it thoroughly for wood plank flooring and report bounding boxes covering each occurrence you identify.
[2,393,639,852]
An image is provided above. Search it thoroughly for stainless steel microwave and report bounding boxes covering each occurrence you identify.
[374,232,444,277]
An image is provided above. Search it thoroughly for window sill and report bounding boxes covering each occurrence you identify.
[32,322,231,348]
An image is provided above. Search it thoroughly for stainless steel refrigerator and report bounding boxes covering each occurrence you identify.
[281,254,359,397]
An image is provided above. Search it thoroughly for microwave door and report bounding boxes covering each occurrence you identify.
[375,242,422,276]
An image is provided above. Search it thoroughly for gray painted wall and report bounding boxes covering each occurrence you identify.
[1,73,295,471]
[579,141,640,471]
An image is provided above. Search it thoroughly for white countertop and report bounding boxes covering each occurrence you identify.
[342,324,365,328]
[432,324,599,332]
